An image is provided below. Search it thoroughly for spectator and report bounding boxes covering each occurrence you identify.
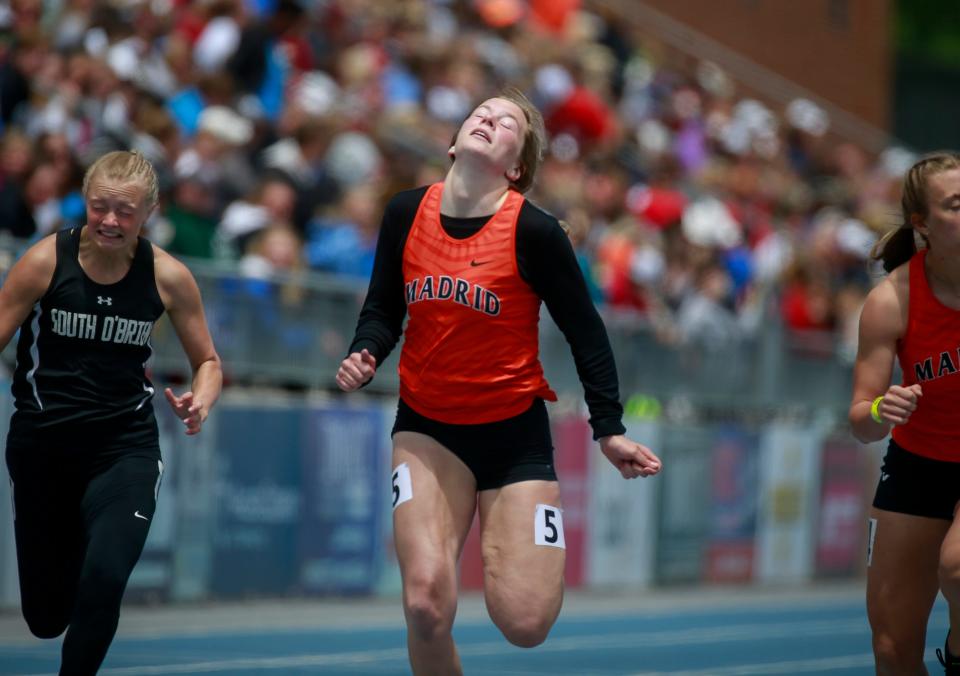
[0,129,36,238]
[0,0,904,363]
[306,182,382,280]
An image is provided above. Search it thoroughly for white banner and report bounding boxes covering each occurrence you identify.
[754,422,825,583]
[586,418,660,588]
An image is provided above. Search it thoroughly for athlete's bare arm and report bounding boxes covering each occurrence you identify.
[849,267,917,442]
[0,236,57,353]
[154,247,222,434]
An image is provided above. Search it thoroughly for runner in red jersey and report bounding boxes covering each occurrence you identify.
[849,152,960,676]
[337,88,661,675]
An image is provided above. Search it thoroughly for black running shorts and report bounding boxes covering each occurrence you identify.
[392,397,557,491]
[873,438,960,521]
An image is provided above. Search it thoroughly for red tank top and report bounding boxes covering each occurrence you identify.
[398,183,557,424]
[892,249,960,461]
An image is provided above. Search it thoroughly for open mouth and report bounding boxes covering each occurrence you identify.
[470,129,492,143]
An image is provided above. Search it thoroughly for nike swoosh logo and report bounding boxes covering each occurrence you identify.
[470,260,489,267]
[134,511,149,521]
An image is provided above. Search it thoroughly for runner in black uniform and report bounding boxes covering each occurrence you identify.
[1,151,222,675]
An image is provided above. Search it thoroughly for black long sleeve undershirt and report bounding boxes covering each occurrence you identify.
[348,186,626,439]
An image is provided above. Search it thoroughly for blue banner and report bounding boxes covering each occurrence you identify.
[705,426,758,582]
[299,405,383,595]
[210,406,303,597]
[655,425,713,584]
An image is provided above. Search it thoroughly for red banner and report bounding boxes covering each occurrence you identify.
[816,437,869,577]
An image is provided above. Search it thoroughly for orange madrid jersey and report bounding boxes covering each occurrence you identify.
[892,249,960,461]
[398,182,557,424]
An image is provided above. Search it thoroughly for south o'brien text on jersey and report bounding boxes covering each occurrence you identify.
[49,308,153,346]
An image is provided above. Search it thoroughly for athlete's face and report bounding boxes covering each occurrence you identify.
[84,178,152,250]
[452,98,527,181]
[918,167,960,252]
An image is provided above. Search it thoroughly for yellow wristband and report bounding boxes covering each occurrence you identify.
[870,396,884,424]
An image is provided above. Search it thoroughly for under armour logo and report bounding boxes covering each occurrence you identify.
[97,296,112,305]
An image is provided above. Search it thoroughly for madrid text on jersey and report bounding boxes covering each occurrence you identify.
[50,308,153,346]
[914,349,960,382]
[404,275,501,316]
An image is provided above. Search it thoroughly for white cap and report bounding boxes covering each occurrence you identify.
[193,17,241,73]
[682,197,742,248]
[293,71,340,116]
[325,132,382,187]
[535,64,574,105]
[106,39,140,81]
[198,106,253,145]
[836,217,875,259]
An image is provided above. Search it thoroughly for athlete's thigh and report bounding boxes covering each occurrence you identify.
[478,480,565,612]
[80,453,163,572]
[392,432,478,573]
[6,445,85,615]
[866,507,947,640]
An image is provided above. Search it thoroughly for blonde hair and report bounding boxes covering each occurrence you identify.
[82,150,160,210]
[871,151,960,272]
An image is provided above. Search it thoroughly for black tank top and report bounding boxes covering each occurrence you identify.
[10,228,165,440]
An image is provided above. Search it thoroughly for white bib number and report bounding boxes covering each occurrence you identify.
[392,463,413,510]
[535,503,565,549]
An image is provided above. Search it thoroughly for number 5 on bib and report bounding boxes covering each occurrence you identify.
[392,463,413,510]
[534,503,565,549]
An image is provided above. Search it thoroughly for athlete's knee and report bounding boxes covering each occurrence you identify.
[22,608,68,639]
[495,610,555,648]
[488,593,559,649]
[940,543,960,590]
[403,570,455,640]
[77,560,129,607]
[872,631,924,674]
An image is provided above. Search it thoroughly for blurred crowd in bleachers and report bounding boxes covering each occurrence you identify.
[0,0,916,361]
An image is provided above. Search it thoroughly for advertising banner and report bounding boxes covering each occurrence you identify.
[300,404,383,595]
[654,424,713,584]
[705,426,759,583]
[754,422,824,583]
[209,406,304,597]
[816,436,871,577]
[587,417,660,588]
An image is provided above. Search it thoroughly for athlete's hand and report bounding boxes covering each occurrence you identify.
[336,349,377,392]
[164,388,206,435]
[599,434,662,479]
[875,383,922,425]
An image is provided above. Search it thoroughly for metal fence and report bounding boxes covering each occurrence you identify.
[146,259,856,416]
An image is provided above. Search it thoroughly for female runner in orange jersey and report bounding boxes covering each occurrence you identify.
[337,88,661,675]
[849,152,960,676]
